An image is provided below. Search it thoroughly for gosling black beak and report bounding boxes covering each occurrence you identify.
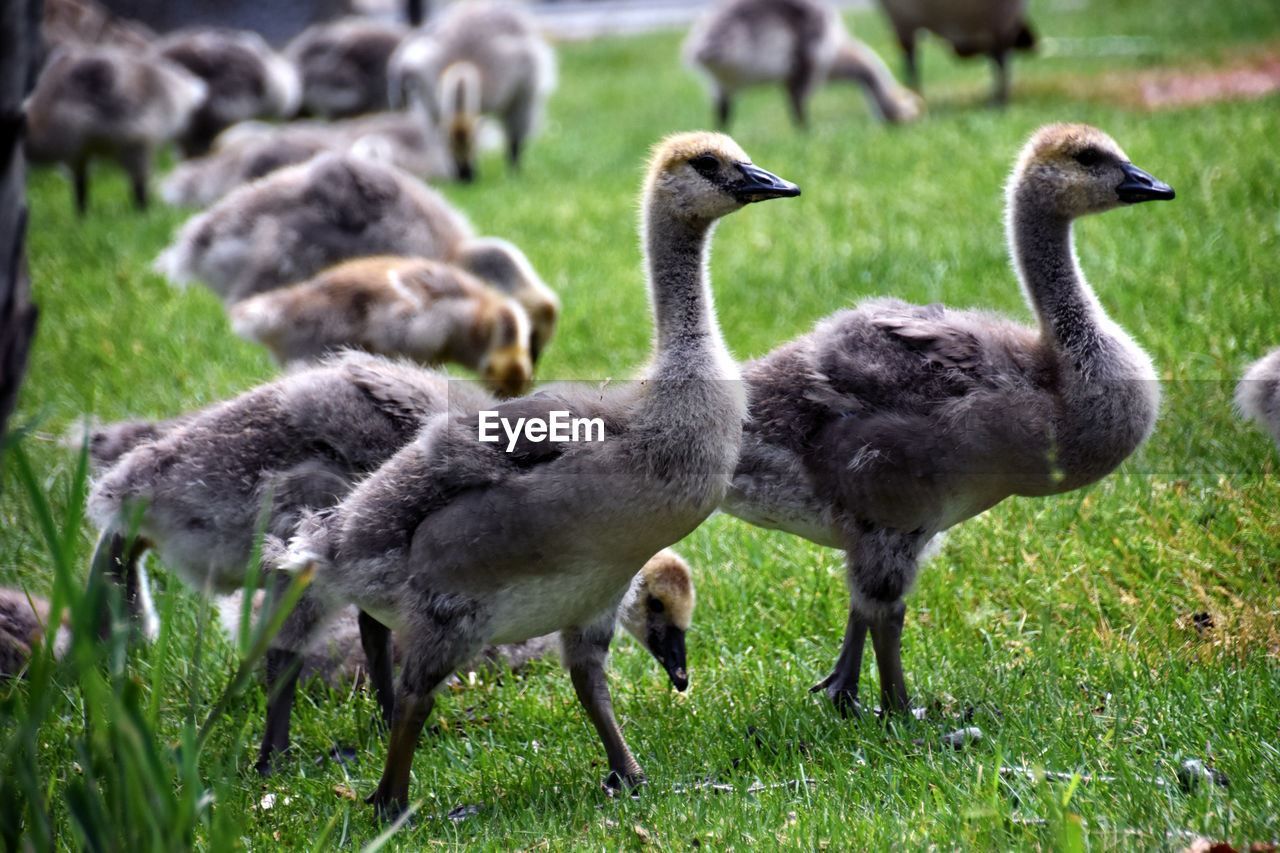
[1116,162,1174,204]
[646,626,689,692]
[731,161,801,204]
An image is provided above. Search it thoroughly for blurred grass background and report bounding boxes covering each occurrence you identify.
[3,0,1280,847]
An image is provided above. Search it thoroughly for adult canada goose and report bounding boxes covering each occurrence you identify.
[285,17,408,119]
[24,44,206,214]
[1236,349,1280,448]
[1,588,70,678]
[87,351,492,649]
[227,255,535,397]
[159,109,453,208]
[271,131,799,817]
[154,27,301,157]
[722,124,1171,717]
[684,0,922,128]
[218,547,696,692]
[154,152,475,303]
[388,1,556,180]
[874,0,1035,104]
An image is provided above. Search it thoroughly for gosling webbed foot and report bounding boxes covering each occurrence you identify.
[809,674,865,719]
[602,769,646,796]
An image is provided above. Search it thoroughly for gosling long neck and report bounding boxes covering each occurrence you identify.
[1008,189,1107,364]
[643,211,733,382]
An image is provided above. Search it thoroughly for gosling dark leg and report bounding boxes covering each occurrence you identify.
[256,647,302,775]
[900,34,920,93]
[990,49,1011,106]
[868,599,910,714]
[562,617,643,791]
[810,604,869,718]
[72,158,89,216]
[714,89,731,130]
[88,528,149,640]
[256,578,328,775]
[121,145,151,210]
[366,689,435,822]
[358,610,396,730]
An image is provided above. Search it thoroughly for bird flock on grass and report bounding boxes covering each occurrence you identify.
[6,0,1273,826]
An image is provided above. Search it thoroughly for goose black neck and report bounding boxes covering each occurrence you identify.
[1010,192,1102,360]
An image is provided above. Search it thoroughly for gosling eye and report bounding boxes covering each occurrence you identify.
[1073,147,1103,167]
[646,596,665,614]
[689,154,720,177]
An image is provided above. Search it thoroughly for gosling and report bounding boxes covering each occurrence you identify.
[228,255,536,397]
[723,124,1172,718]
[388,1,556,180]
[685,0,922,128]
[874,0,1035,104]
[1,588,70,678]
[1237,349,1280,449]
[285,17,408,119]
[24,44,207,214]
[159,109,453,207]
[154,27,301,156]
[154,152,475,303]
[269,131,799,817]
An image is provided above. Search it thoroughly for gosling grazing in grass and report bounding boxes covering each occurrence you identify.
[219,548,696,692]
[453,236,560,362]
[24,44,206,214]
[1,588,70,678]
[87,351,492,647]
[1236,349,1280,449]
[228,255,535,397]
[285,17,408,119]
[154,27,301,157]
[722,124,1172,718]
[272,131,799,817]
[875,0,1035,104]
[154,152,474,303]
[388,1,556,180]
[684,0,922,129]
[160,109,453,207]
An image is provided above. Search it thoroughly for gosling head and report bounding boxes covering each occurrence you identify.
[644,131,800,227]
[1011,123,1175,219]
[455,237,560,363]
[477,298,535,398]
[618,549,696,692]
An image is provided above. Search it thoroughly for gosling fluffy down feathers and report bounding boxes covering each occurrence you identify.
[25,44,207,213]
[228,255,535,397]
[1236,349,1280,448]
[388,1,556,180]
[87,351,492,605]
[285,17,409,119]
[724,124,1171,717]
[154,152,474,303]
[155,27,301,157]
[267,131,797,818]
[159,110,453,208]
[684,0,922,127]
[0,588,70,678]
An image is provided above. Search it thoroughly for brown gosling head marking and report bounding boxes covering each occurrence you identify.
[644,130,799,224]
[1011,123,1174,217]
[639,549,695,630]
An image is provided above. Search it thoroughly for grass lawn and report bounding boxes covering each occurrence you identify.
[4,0,1280,848]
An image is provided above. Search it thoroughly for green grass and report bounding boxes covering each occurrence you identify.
[4,0,1280,847]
